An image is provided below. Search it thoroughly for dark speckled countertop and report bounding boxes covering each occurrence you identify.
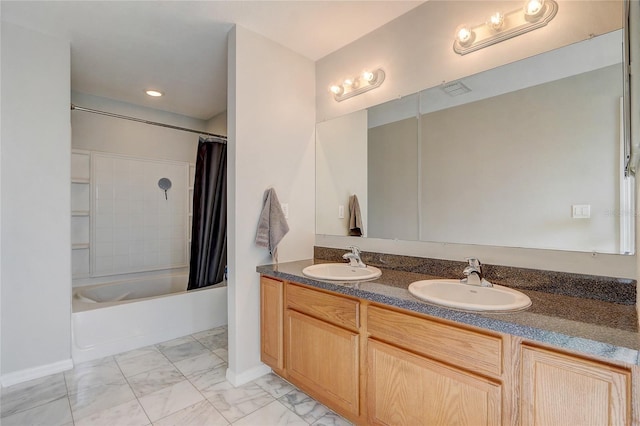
[256,259,640,366]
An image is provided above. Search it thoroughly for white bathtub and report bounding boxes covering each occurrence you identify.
[72,274,227,363]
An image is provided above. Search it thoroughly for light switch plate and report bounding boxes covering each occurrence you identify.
[572,204,590,218]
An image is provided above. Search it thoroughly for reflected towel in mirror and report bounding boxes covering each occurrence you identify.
[349,194,363,237]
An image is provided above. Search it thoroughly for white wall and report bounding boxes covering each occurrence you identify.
[227,25,315,385]
[72,92,202,163]
[316,0,622,121]
[206,111,228,136]
[316,110,368,236]
[0,7,4,379]
[1,22,72,381]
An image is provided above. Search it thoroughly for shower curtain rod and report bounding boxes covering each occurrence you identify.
[70,104,227,142]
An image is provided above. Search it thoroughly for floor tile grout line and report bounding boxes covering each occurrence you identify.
[145,339,215,425]
[114,344,169,426]
[61,370,77,426]
[155,328,232,425]
[0,376,70,421]
[65,395,76,426]
[115,331,227,425]
[0,394,72,423]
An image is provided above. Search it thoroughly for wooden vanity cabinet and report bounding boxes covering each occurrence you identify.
[520,344,632,426]
[284,282,362,422]
[260,277,362,421]
[285,309,360,418]
[260,276,284,375]
[367,304,505,426]
[259,275,637,425]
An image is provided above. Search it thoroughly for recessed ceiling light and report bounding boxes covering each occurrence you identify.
[145,90,163,97]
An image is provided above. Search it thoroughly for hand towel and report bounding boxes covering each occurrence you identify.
[349,194,363,237]
[255,188,290,261]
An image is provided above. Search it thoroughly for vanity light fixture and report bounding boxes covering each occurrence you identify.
[329,68,385,102]
[145,90,163,97]
[453,0,558,55]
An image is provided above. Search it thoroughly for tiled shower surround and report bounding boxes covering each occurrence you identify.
[92,153,190,276]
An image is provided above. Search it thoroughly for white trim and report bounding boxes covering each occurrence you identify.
[620,97,636,254]
[225,364,272,387]
[1,359,73,388]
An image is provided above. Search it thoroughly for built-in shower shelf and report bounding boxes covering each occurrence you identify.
[72,150,91,277]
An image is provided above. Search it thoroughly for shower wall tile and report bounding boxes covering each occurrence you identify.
[91,153,189,277]
[72,249,90,277]
[71,183,90,211]
[71,216,90,245]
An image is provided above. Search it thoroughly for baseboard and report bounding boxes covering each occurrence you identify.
[1,359,74,388]
[225,363,272,387]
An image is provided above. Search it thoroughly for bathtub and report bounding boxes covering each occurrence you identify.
[72,274,227,363]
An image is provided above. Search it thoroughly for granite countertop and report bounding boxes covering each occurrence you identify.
[256,259,640,366]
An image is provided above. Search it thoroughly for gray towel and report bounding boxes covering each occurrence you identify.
[255,188,289,259]
[349,194,363,237]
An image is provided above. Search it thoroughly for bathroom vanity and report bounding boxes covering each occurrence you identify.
[257,258,639,425]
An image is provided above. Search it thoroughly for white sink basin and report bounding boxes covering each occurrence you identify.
[302,263,382,281]
[408,279,531,312]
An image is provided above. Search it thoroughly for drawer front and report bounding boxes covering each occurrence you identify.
[367,305,503,377]
[286,283,359,331]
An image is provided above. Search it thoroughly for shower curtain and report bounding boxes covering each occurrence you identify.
[188,137,227,290]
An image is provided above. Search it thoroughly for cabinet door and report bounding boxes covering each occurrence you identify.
[260,277,284,374]
[520,345,630,426]
[368,339,501,426]
[286,309,359,417]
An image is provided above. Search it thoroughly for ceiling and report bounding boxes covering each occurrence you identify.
[1,1,424,120]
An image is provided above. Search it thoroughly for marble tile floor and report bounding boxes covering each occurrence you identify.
[0,326,351,426]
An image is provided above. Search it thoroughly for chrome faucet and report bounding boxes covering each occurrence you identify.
[342,246,366,268]
[461,258,492,287]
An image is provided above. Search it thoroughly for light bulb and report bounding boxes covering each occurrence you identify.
[330,85,343,95]
[145,90,163,97]
[362,71,375,82]
[343,78,354,87]
[524,0,545,20]
[455,25,474,46]
[488,12,504,31]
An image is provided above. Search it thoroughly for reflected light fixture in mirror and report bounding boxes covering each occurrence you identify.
[330,68,385,102]
[453,0,558,55]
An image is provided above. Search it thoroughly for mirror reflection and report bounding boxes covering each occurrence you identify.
[316,30,633,255]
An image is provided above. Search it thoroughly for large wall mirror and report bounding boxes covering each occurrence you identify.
[316,29,635,255]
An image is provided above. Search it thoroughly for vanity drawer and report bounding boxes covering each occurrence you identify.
[286,283,359,332]
[367,305,503,377]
